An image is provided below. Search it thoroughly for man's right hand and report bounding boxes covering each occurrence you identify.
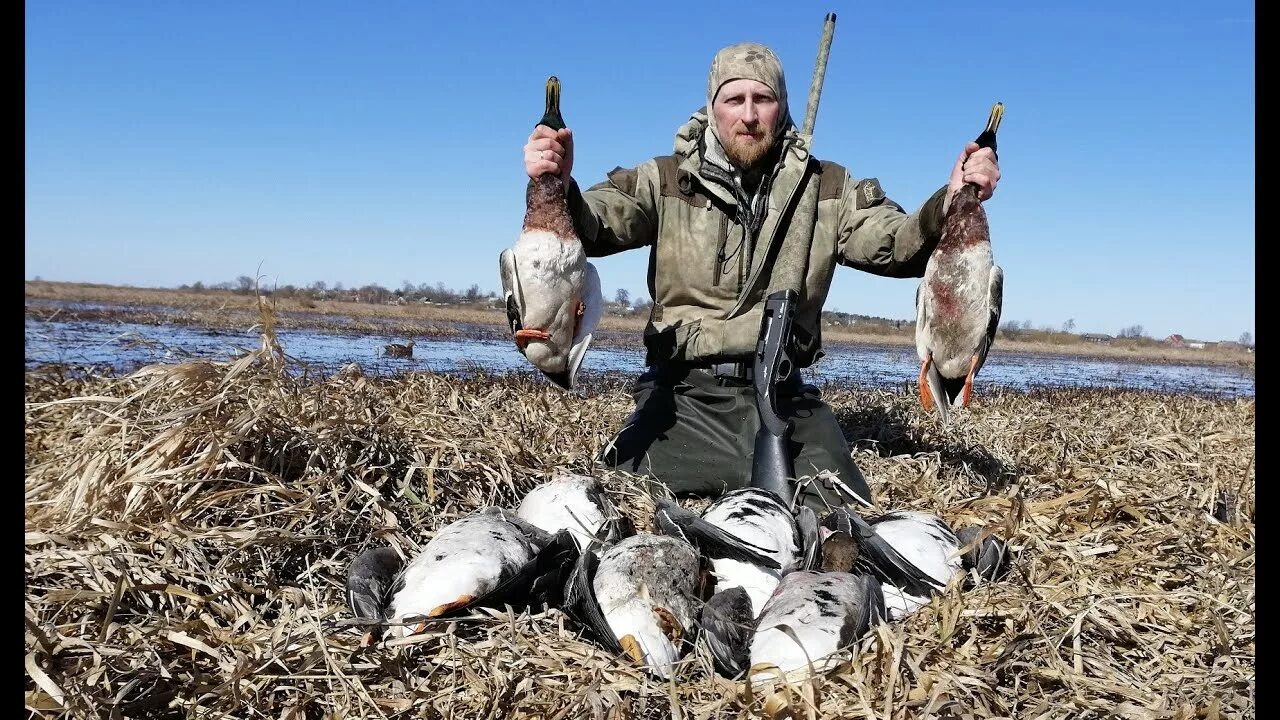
[524,125,574,182]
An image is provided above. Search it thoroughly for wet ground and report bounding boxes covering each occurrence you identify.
[25,300,1255,399]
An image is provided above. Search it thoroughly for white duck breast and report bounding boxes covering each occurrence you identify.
[503,233,600,373]
[700,489,804,617]
[383,513,538,638]
[749,571,884,681]
[590,534,701,679]
[516,473,625,552]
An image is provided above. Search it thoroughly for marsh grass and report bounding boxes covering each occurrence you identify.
[25,300,1253,719]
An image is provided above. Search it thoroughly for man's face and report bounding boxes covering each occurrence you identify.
[712,78,780,170]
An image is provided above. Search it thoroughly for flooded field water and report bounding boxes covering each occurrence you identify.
[25,301,1255,399]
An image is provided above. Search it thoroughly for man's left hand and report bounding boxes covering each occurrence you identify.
[944,142,1001,214]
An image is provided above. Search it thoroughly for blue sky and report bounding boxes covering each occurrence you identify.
[26,1,1254,342]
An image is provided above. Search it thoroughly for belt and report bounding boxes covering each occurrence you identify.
[655,360,754,384]
[706,361,753,382]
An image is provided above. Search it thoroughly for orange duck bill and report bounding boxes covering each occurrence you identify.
[514,328,550,349]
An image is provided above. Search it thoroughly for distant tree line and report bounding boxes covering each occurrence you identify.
[176,277,501,305]
[167,278,1253,346]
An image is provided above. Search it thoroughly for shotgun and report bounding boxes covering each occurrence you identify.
[750,290,799,501]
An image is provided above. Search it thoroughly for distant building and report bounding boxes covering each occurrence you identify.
[1081,333,1113,344]
[1164,334,1186,347]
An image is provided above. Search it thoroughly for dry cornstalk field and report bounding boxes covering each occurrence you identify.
[25,316,1254,719]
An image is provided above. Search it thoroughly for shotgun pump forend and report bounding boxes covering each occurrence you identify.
[750,289,799,501]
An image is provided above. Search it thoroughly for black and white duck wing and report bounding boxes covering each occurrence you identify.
[748,571,883,680]
[564,263,604,389]
[346,546,404,621]
[973,263,1004,379]
[499,247,526,350]
[563,544,625,655]
[826,508,943,599]
[384,513,537,632]
[796,506,821,572]
[480,506,556,549]
[957,525,1012,582]
[701,489,799,567]
[872,511,963,587]
[699,586,755,679]
[653,497,781,570]
[459,527,579,614]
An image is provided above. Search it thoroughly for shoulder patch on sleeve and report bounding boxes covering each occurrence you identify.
[817,160,847,202]
[606,166,638,196]
[853,178,886,210]
[655,154,708,207]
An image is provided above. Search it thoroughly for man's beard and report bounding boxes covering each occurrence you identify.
[721,122,777,170]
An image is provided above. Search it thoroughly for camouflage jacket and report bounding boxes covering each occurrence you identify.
[565,109,948,368]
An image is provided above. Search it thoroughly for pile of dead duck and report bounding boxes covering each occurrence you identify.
[344,473,1011,684]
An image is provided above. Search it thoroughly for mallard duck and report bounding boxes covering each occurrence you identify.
[657,489,817,618]
[384,340,415,358]
[562,533,705,679]
[345,508,577,643]
[499,75,604,390]
[822,508,1010,620]
[515,473,633,553]
[915,102,1005,423]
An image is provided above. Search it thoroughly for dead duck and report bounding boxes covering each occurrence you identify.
[345,508,577,644]
[499,75,604,390]
[656,489,817,618]
[562,532,706,679]
[345,546,404,647]
[915,102,1005,423]
[746,569,886,682]
[697,530,883,681]
[383,340,415,358]
[558,498,783,679]
[822,508,1010,620]
[516,473,633,553]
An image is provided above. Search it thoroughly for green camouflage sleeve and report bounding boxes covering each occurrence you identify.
[563,161,660,258]
[836,175,948,278]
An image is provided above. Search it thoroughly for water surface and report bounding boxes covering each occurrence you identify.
[25,312,1254,399]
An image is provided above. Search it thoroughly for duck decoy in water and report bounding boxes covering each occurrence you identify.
[384,340,415,358]
[822,508,1011,620]
[562,533,706,679]
[516,473,633,553]
[656,489,817,619]
[499,75,604,391]
[915,102,1005,423]
[345,508,577,644]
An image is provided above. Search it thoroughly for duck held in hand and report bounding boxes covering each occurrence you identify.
[915,102,1006,423]
[500,75,604,391]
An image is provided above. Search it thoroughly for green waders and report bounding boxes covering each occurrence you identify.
[599,364,871,512]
